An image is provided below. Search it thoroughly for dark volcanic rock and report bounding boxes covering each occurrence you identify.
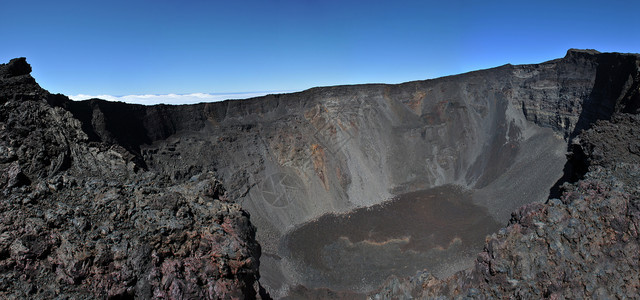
[4,57,32,77]
[0,59,265,299]
[576,114,640,169]
[0,58,44,104]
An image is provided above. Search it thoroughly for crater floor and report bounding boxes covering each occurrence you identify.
[281,185,502,293]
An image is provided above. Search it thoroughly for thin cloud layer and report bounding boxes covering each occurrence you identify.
[68,92,288,105]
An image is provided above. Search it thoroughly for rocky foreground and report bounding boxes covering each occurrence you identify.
[0,58,266,299]
[0,50,639,299]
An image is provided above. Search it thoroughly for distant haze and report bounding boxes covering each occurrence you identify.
[68,91,292,105]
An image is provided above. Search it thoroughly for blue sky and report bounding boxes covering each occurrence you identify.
[1,0,638,103]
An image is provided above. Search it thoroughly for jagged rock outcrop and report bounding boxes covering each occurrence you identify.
[0,59,265,299]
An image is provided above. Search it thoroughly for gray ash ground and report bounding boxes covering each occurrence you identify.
[283,185,501,292]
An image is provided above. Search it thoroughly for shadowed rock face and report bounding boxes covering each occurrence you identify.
[2,49,639,298]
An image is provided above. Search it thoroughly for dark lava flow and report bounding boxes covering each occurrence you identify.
[282,185,503,292]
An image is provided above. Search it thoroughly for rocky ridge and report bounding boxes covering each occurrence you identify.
[0,58,265,299]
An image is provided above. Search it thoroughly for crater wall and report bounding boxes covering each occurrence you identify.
[58,49,640,297]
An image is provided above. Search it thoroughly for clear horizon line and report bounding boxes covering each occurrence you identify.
[68,90,298,105]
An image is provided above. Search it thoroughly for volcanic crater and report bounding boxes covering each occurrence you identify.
[64,49,637,297]
[1,49,639,299]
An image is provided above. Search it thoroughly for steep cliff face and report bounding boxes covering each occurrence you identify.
[0,58,265,299]
[370,52,640,299]
[1,49,639,298]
